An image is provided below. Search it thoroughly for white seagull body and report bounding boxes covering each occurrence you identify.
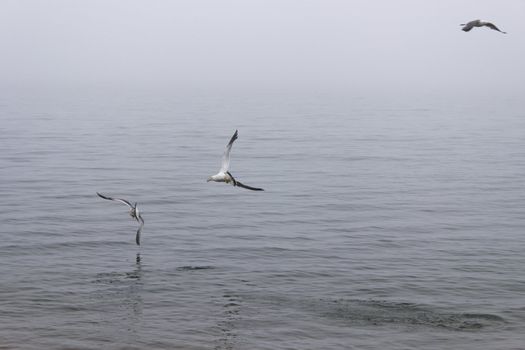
[460,19,506,33]
[97,192,145,245]
[207,130,264,191]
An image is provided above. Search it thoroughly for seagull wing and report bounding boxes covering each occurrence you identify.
[461,19,479,32]
[97,192,134,209]
[220,130,238,173]
[461,23,474,32]
[137,213,145,225]
[135,213,144,245]
[135,221,144,246]
[483,22,506,33]
[461,20,475,31]
[235,180,264,191]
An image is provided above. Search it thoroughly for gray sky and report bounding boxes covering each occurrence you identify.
[1,0,524,95]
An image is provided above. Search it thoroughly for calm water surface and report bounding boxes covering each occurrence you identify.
[1,87,524,349]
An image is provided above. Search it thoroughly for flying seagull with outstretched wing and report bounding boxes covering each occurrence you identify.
[207,130,264,191]
[97,192,145,245]
[461,19,506,33]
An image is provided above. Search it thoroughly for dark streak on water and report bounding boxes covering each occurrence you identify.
[1,88,525,349]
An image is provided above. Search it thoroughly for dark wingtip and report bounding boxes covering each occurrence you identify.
[227,129,239,146]
[235,180,265,191]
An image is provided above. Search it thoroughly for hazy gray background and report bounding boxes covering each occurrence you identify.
[1,0,524,97]
[2,1,525,349]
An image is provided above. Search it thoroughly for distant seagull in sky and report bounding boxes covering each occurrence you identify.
[97,192,145,245]
[207,130,264,191]
[460,19,506,34]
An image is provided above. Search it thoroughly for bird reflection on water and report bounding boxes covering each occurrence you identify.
[124,254,144,321]
[91,253,144,339]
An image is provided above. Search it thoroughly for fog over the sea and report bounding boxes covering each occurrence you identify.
[1,0,524,97]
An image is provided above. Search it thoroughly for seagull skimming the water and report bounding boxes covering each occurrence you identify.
[97,192,145,245]
[460,19,506,33]
[207,130,264,191]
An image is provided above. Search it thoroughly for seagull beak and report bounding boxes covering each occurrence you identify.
[206,177,212,182]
